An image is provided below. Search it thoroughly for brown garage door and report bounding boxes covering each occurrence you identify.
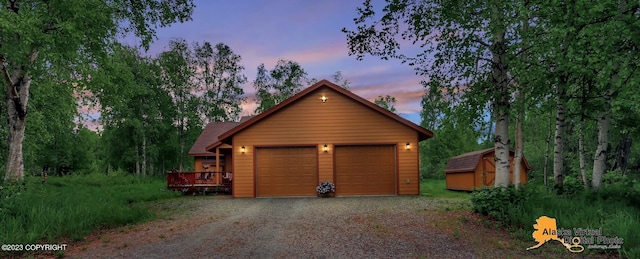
[256,147,317,197]
[335,145,396,195]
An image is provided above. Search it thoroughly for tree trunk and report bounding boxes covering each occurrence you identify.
[489,7,510,188]
[592,90,613,191]
[578,119,588,188]
[513,6,530,189]
[5,102,27,182]
[135,143,140,175]
[142,135,147,177]
[149,154,154,176]
[3,60,34,182]
[543,108,552,186]
[513,88,524,188]
[494,107,511,187]
[553,83,567,188]
[620,133,631,175]
[178,119,184,171]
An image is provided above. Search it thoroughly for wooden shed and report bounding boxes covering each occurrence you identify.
[444,148,531,191]
[203,79,434,197]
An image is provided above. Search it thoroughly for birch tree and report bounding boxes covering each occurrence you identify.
[0,0,194,182]
[158,39,199,171]
[343,0,527,187]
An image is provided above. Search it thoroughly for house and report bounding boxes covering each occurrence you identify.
[188,116,253,173]
[201,79,433,197]
[444,148,531,191]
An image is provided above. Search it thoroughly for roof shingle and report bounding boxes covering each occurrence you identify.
[444,148,532,173]
[444,148,494,173]
[188,116,253,156]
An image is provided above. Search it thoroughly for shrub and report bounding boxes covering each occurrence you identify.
[560,175,585,196]
[470,185,534,226]
[472,180,640,258]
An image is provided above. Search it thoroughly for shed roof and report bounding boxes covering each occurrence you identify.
[444,148,532,173]
[207,79,434,151]
[188,116,253,156]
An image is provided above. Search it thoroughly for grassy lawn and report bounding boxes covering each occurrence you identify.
[0,173,182,257]
[420,179,471,199]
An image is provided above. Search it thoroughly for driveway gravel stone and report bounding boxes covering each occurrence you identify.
[62,196,561,258]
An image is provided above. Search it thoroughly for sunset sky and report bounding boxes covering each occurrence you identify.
[121,0,426,125]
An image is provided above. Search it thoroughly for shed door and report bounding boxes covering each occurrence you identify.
[256,147,317,197]
[335,145,396,195]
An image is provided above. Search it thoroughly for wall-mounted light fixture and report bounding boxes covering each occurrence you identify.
[321,95,327,103]
[405,142,411,150]
[241,146,245,154]
[323,144,328,153]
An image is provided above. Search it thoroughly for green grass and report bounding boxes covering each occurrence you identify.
[0,173,181,256]
[471,183,640,258]
[420,179,471,199]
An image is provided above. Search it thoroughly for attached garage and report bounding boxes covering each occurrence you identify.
[255,147,318,197]
[335,145,396,195]
[204,80,434,197]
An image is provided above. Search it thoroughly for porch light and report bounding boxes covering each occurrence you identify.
[406,142,410,150]
[323,144,328,153]
[321,95,327,103]
[241,146,245,153]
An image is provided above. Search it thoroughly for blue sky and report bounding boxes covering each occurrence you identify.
[121,0,426,125]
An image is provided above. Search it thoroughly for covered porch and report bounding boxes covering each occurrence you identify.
[168,145,234,193]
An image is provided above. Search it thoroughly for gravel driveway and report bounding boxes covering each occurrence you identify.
[64,196,503,258]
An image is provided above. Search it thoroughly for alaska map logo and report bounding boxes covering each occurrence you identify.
[527,216,624,253]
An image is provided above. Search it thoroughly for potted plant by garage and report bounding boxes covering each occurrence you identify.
[316,181,336,197]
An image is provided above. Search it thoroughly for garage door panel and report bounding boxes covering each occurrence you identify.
[335,145,396,195]
[256,147,317,197]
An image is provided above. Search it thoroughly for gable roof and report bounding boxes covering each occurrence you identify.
[444,148,532,173]
[208,79,434,151]
[188,116,253,156]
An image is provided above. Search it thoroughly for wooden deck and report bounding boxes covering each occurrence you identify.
[167,171,232,193]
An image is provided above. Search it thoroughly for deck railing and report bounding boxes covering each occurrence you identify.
[167,171,232,192]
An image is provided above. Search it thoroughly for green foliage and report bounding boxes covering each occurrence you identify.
[470,185,534,226]
[253,60,308,114]
[591,171,640,210]
[1,0,195,181]
[345,0,640,190]
[193,41,247,123]
[0,174,180,255]
[556,175,585,196]
[373,95,397,113]
[471,182,640,258]
[419,90,484,179]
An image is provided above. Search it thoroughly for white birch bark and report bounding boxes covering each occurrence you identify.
[579,119,588,187]
[592,89,613,190]
[2,52,37,182]
[553,84,567,187]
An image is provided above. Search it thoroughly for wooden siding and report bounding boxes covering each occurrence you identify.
[318,144,334,184]
[446,172,475,191]
[233,87,420,197]
[445,151,529,191]
[193,157,220,172]
[193,157,203,173]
